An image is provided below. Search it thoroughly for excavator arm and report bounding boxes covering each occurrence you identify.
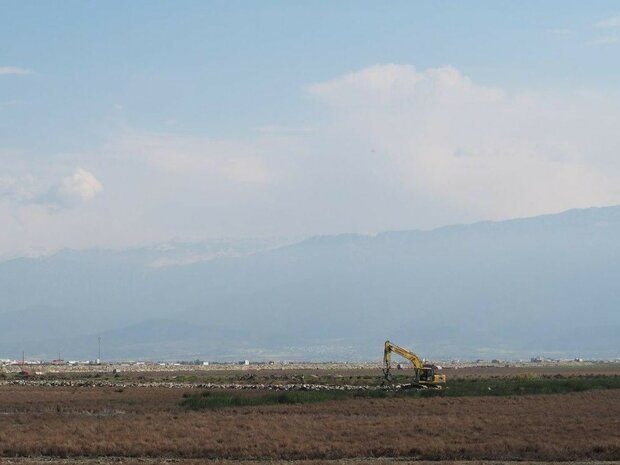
[384,340,425,370]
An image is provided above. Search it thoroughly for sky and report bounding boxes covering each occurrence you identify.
[1,1,620,257]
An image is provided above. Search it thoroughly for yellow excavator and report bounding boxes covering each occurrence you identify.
[383,340,446,389]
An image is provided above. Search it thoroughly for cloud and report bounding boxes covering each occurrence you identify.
[307,64,620,220]
[588,35,619,45]
[308,64,503,108]
[590,16,620,45]
[0,175,37,202]
[596,15,620,28]
[109,131,271,184]
[2,64,620,256]
[57,168,103,202]
[0,66,31,76]
[49,168,103,207]
[549,28,572,36]
[1,169,103,209]
[0,168,104,256]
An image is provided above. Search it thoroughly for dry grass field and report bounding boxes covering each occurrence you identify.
[3,461,620,465]
[2,461,620,465]
[0,381,619,462]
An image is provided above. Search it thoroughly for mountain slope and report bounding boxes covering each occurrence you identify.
[1,206,619,360]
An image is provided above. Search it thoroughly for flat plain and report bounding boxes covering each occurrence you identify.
[0,364,619,463]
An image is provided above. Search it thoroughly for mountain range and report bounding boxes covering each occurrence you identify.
[1,206,619,361]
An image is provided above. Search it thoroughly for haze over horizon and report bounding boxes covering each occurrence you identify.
[0,204,616,260]
[1,205,619,361]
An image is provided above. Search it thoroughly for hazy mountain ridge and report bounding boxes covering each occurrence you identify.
[1,206,619,361]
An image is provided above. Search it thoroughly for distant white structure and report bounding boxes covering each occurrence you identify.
[202,361,209,366]
[239,360,250,365]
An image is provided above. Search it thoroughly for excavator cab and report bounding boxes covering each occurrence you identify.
[420,364,446,384]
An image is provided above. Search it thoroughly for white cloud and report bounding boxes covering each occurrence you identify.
[0,66,31,76]
[591,16,620,45]
[589,35,619,45]
[17,168,103,209]
[549,28,572,36]
[596,15,620,28]
[52,168,103,206]
[109,131,271,184]
[308,64,503,108]
[307,64,620,220]
[0,175,38,202]
[0,169,104,209]
[0,168,104,257]
[2,64,620,256]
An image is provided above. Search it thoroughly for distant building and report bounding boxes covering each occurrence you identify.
[239,360,250,365]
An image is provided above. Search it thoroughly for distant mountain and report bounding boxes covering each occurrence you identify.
[1,207,619,361]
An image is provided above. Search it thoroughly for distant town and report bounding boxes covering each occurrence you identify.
[2,356,619,375]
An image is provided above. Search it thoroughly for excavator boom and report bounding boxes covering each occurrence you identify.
[384,341,425,369]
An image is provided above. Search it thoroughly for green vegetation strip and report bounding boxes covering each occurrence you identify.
[180,390,360,409]
[180,375,620,410]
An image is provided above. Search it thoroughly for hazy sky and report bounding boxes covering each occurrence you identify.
[2,1,620,256]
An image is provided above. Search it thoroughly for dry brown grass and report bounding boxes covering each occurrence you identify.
[1,461,620,465]
[0,385,618,461]
[2,461,620,465]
